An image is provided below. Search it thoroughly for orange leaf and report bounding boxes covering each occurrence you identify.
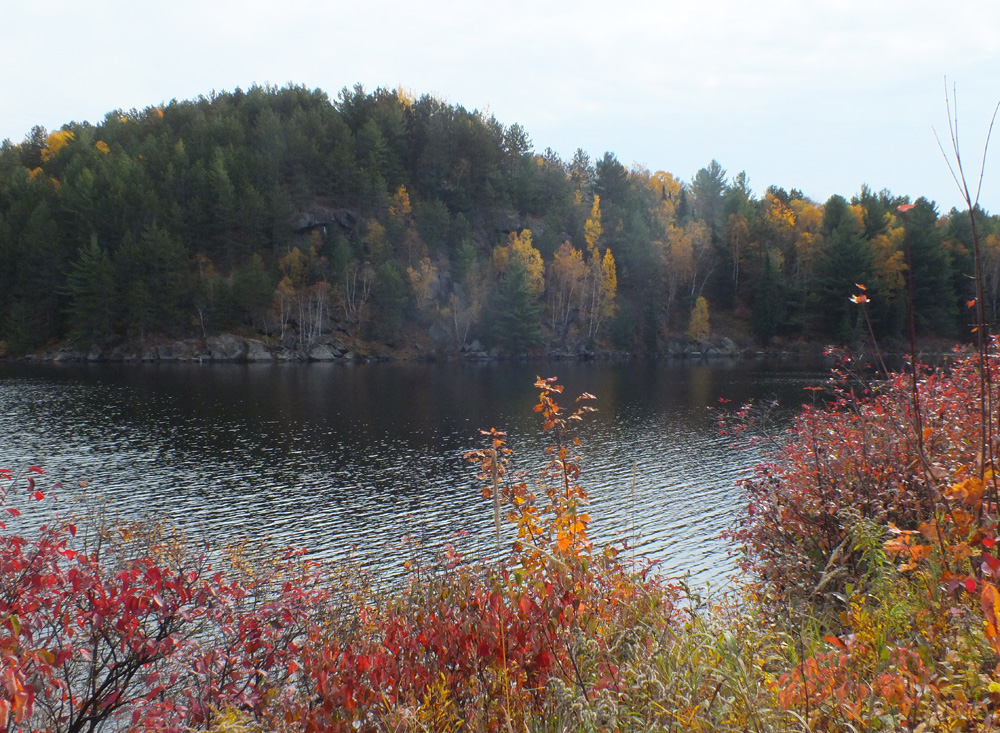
[823,635,848,651]
[983,583,1000,654]
[918,520,939,543]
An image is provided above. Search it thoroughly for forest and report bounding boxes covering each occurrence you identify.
[1,82,998,356]
[11,82,1000,729]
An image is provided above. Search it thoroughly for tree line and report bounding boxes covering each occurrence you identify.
[1,82,997,355]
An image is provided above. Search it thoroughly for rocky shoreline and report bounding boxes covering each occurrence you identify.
[4,333,831,365]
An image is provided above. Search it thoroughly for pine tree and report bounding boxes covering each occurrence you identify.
[64,235,115,341]
[752,252,783,345]
[494,260,542,354]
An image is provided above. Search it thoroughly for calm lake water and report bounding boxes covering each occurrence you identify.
[0,358,829,585]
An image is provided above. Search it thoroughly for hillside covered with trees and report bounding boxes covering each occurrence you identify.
[1,83,997,357]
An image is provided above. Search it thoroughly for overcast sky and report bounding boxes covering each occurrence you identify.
[3,0,1000,213]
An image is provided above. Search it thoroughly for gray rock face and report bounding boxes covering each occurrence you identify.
[52,347,84,362]
[494,210,522,234]
[307,344,338,361]
[718,337,738,354]
[87,345,104,362]
[291,207,358,235]
[206,334,247,361]
[245,339,272,362]
[428,322,451,350]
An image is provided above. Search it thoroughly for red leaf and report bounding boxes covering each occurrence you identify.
[966,577,978,593]
[823,635,848,651]
[984,536,996,549]
[27,466,44,475]
[32,492,44,501]
[5,508,19,517]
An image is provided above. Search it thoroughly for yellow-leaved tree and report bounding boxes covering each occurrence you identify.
[687,296,710,342]
[871,216,907,307]
[547,241,587,341]
[644,170,682,230]
[580,195,617,342]
[275,244,331,347]
[599,248,617,323]
[584,194,602,259]
[660,220,712,325]
[406,256,441,324]
[40,129,74,162]
[790,198,825,288]
[492,230,545,297]
[390,185,412,220]
[724,213,750,290]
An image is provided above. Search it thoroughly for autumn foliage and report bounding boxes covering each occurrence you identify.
[16,344,1000,730]
[0,466,333,732]
[1,379,708,732]
[727,340,1000,730]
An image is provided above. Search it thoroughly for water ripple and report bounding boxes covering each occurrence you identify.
[0,360,824,586]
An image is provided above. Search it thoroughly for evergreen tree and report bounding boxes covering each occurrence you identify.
[904,198,956,336]
[232,254,273,330]
[814,200,874,340]
[493,260,542,354]
[371,260,408,344]
[752,252,783,344]
[64,235,115,341]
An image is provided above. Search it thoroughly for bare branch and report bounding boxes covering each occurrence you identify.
[934,126,966,204]
[974,98,1000,207]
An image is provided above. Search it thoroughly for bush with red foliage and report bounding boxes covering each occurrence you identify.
[0,467,331,733]
[732,347,998,602]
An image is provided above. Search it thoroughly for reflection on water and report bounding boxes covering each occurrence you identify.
[0,358,828,585]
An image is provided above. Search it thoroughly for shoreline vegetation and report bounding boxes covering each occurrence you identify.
[6,356,1000,730]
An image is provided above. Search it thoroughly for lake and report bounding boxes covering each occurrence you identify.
[0,358,829,586]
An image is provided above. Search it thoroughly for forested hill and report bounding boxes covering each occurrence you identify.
[0,83,996,357]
